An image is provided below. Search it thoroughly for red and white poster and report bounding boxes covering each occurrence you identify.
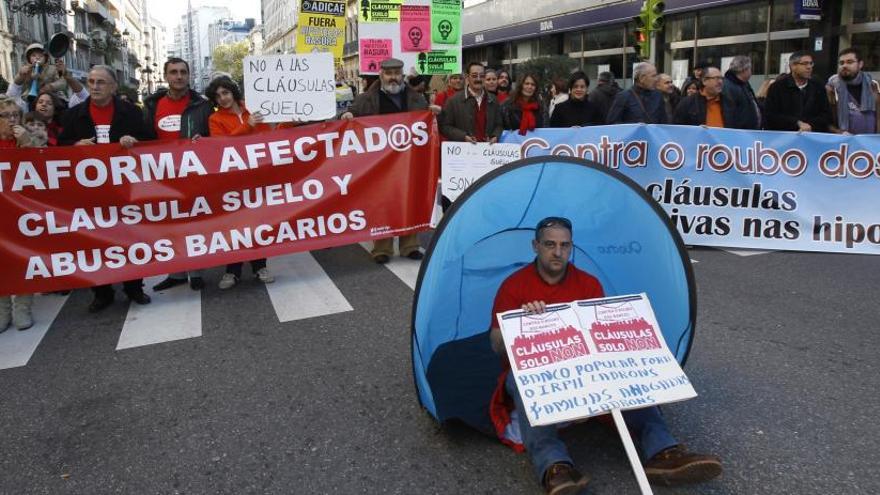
[359,38,393,73]
[400,5,431,52]
[0,111,440,296]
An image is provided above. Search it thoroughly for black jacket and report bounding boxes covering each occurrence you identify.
[763,73,832,132]
[142,88,214,139]
[588,82,620,122]
[723,70,760,129]
[673,89,756,129]
[58,96,149,144]
[500,98,548,131]
[439,89,503,141]
[549,97,604,127]
[607,86,668,124]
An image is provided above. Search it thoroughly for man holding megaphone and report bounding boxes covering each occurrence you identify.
[4,36,87,114]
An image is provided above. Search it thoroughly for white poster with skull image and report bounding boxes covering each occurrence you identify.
[358,0,461,75]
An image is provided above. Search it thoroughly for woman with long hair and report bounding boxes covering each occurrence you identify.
[500,73,547,134]
[205,76,277,290]
[33,91,66,146]
[549,71,603,127]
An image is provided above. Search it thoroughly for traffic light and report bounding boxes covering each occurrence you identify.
[632,0,665,60]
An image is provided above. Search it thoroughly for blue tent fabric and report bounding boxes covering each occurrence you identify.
[412,157,696,432]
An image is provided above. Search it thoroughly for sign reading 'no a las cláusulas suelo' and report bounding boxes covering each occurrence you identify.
[243,53,337,123]
[498,294,697,427]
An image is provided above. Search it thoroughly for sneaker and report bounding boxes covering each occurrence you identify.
[405,250,424,260]
[256,267,275,284]
[218,273,238,290]
[189,277,205,291]
[645,445,722,486]
[543,463,589,495]
[373,254,390,264]
[125,291,152,305]
[153,277,186,291]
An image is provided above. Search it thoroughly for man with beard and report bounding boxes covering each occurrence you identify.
[764,51,832,132]
[827,48,879,135]
[489,217,723,494]
[497,70,512,99]
[341,58,426,264]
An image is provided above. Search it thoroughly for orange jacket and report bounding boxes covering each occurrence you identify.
[208,103,273,137]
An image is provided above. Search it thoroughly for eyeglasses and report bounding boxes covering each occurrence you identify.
[536,216,572,232]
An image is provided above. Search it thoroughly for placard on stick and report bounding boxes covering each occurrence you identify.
[243,53,337,123]
[441,142,520,202]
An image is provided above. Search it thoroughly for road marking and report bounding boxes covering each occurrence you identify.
[117,276,202,350]
[720,248,772,257]
[0,293,69,370]
[359,242,422,290]
[690,259,699,263]
[266,253,354,322]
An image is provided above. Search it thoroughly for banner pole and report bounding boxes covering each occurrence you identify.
[611,409,654,495]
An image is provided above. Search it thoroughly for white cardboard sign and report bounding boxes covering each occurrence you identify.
[243,53,337,123]
[441,142,520,201]
[498,293,697,427]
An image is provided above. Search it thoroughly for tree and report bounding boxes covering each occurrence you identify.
[516,56,578,88]
[212,41,250,85]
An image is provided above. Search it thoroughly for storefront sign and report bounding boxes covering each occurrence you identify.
[795,0,821,21]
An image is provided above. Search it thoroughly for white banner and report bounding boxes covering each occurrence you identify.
[441,142,520,201]
[498,294,697,426]
[243,53,337,123]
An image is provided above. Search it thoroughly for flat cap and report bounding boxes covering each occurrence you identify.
[380,58,404,70]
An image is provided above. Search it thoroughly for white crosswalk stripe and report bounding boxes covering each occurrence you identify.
[117,275,202,350]
[358,242,422,290]
[719,248,772,257]
[0,293,69,370]
[265,252,354,322]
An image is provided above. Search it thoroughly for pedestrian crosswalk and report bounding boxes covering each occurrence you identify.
[0,245,419,371]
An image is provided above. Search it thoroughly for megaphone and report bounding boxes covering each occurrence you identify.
[48,33,70,59]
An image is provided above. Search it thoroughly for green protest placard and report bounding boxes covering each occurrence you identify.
[415,49,461,75]
[358,0,402,23]
[431,0,461,45]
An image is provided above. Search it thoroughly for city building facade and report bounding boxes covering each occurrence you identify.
[463,0,880,90]
[261,0,297,54]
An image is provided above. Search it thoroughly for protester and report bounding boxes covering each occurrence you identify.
[547,77,568,118]
[682,79,700,97]
[497,70,512,98]
[33,90,66,145]
[549,71,603,127]
[57,65,151,312]
[341,58,426,264]
[484,68,507,104]
[588,71,620,123]
[406,73,432,106]
[656,73,681,122]
[143,57,215,291]
[0,98,36,330]
[723,55,761,130]
[607,62,667,124]
[673,66,757,129]
[764,51,832,132]
[205,76,276,290]
[826,48,879,135]
[489,217,723,493]
[439,61,503,143]
[501,73,547,134]
[433,73,464,108]
[680,61,707,96]
[6,46,86,113]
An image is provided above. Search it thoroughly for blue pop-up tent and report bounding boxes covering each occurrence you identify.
[411,157,696,435]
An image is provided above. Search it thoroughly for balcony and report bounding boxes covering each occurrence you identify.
[74,32,91,45]
[85,0,111,21]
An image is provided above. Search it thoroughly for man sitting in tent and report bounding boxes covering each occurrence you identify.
[489,216,722,494]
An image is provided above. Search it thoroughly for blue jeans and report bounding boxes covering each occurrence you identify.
[505,372,678,482]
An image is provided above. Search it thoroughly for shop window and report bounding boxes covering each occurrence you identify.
[582,54,623,87]
[585,26,623,51]
[852,0,880,23]
[539,34,563,56]
[769,38,810,74]
[565,31,582,54]
[851,32,880,72]
[771,0,802,31]
[699,1,768,38]
[666,14,695,43]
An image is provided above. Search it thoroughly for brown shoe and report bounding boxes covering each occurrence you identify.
[543,463,589,495]
[645,445,722,486]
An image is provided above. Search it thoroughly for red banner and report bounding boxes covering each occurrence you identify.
[0,111,439,296]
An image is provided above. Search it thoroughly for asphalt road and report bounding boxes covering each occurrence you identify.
[1,242,877,495]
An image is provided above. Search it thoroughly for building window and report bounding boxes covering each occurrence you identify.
[853,0,880,22]
[699,2,768,38]
[851,32,880,72]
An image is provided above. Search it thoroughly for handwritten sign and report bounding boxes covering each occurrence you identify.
[498,294,697,426]
[359,38,393,73]
[243,53,336,123]
[400,5,431,52]
[441,142,520,202]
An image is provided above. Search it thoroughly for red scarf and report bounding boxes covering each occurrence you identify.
[517,99,539,135]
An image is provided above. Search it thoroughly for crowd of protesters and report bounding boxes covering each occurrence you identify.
[1,44,877,332]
